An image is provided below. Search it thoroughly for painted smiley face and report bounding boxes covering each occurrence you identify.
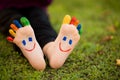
[59,36,72,52]
[22,37,36,52]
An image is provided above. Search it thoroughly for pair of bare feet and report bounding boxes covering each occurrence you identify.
[7,15,81,70]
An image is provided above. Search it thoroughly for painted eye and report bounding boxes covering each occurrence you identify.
[28,37,32,42]
[69,39,72,45]
[22,40,26,46]
[63,36,67,41]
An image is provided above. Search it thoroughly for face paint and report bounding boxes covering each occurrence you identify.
[22,40,26,46]
[28,37,32,42]
[22,37,36,52]
[69,39,72,45]
[59,36,72,52]
[63,36,67,41]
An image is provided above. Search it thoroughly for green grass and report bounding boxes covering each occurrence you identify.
[0,0,120,79]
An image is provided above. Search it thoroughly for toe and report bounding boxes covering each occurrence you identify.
[20,17,30,26]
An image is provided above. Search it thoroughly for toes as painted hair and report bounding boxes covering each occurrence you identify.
[20,17,30,26]
[62,15,71,24]
[7,36,14,42]
[9,29,16,37]
[70,17,76,25]
[77,24,82,35]
[13,20,22,28]
[10,24,18,31]
[70,17,79,26]
[74,20,79,26]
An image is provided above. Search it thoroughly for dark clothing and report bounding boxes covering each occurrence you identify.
[0,7,57,51]
[0,0,52,10]
[24,7,57,48]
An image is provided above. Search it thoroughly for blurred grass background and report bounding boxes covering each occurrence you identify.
[0,0,120,79]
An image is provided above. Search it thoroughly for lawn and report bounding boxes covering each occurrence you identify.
[0,0,120,80]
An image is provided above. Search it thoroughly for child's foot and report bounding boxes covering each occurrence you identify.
[43,15,81,68]
[7,17,46,70]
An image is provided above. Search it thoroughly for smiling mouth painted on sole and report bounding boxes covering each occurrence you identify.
[25,43,36,52]
[59,42,71,52]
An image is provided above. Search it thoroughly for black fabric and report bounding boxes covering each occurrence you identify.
[0,8,22,36]
[20,7,57,48]
[0,7,57,52]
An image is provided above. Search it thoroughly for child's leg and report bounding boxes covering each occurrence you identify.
[0,8,22,35]
[0,8,23,53]
[23,7,80,69]
[7,17,46,70]
[43,15,80,68]
[22,7,57,49]
[0,8,46,70]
